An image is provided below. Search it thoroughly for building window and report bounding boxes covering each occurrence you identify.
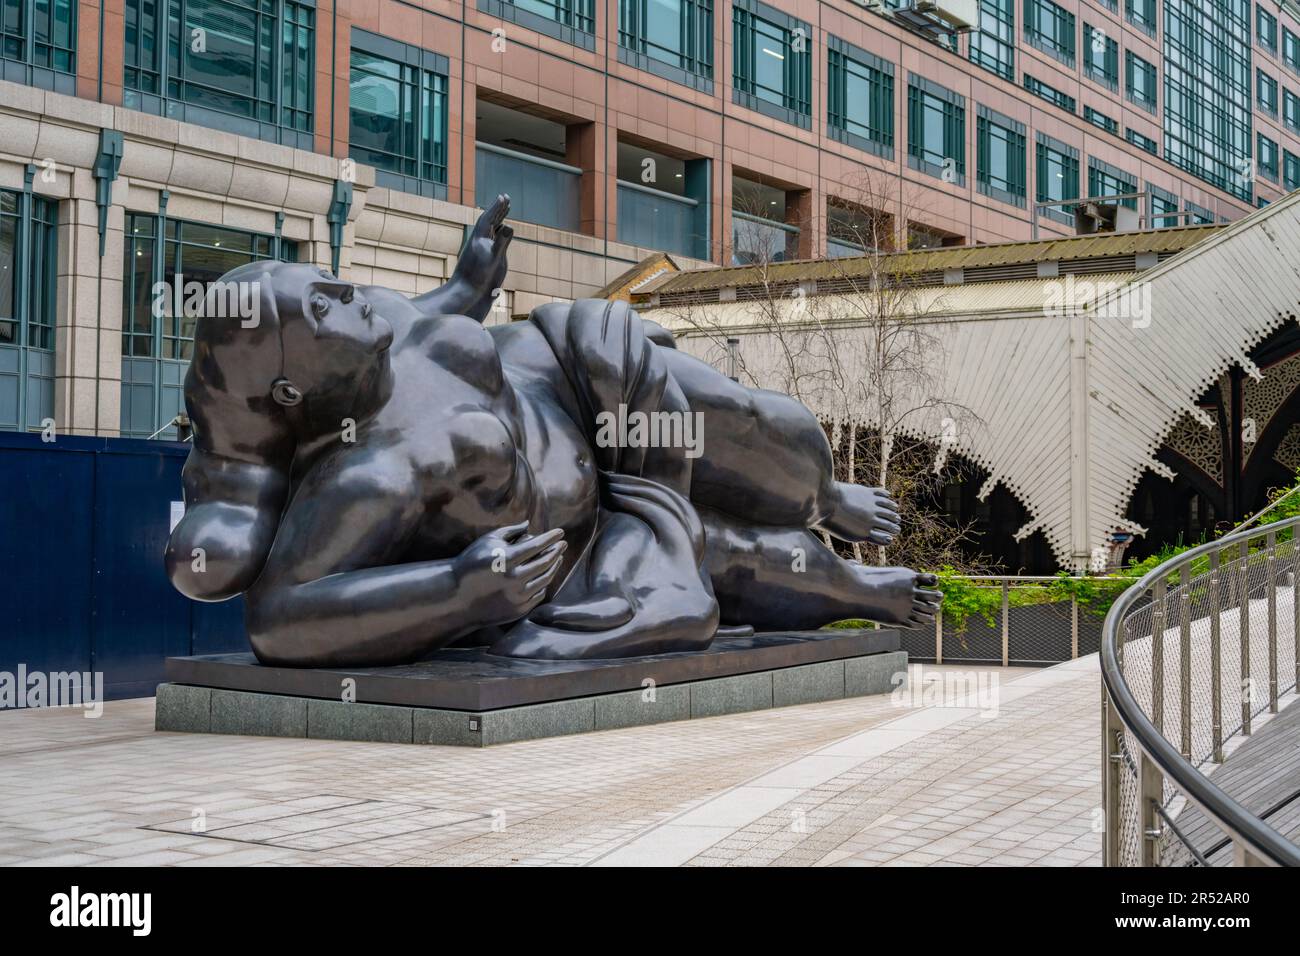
[976,106,1026,207]
[1088,158,1138,209]
[1126,128,1159,155]
[1023,74,1075,113]
[908,75,966,185]
[1285,27,1300,72]
[1286,88,1300,131]
[615,142,710,260]
[478,0,596,48]
[732,0,811,128]
[1258,69,1279,114]
[618,0,713,90]
[1084,106,1119,135]
[1036,134,1079,225]
[123,0,314,149]
[1024,0,1075,67]
[1126,0,1156,34]
[1185,201,1214,225]
[1258,5,1278,52]
[1083,23,1118,90]
[1126,51,1157,112]
[0,188,57,432]
[1259,133,1279,181]
[1164,1,1253,203]
[969,0,1015,81]
[1286,150,1300,190]
[349,33,449,199]
[121,215,295,439]
[0,0,75,93]
[827,38,894,158]
[731,175,800,265]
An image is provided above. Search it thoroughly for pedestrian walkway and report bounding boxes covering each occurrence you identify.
[0,659,1102,866]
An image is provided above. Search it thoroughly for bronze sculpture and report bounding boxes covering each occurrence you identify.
[165,197,940,666]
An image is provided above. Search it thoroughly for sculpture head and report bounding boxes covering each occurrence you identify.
[166,261,394,602]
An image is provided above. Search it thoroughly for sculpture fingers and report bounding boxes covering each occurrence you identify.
[506,527,565,563]
[496,521,531,544]
[509,541,566,580]
[523,560,563,593]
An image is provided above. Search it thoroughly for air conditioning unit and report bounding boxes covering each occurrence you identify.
[1074,202,1142,235]
[894,0,979,37]
[913,0,979,30]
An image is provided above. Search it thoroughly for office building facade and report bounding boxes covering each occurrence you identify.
[2,0,1299,437]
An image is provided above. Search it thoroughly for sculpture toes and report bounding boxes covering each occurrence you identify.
[868,530,894,546]
[916,572,939,588]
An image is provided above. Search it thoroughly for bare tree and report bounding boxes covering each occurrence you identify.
[659,169,992,574]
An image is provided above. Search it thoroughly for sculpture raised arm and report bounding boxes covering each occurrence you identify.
[410,194,514,322]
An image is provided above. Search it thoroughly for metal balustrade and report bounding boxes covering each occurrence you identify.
[1101,518,1300,866]
[475,143,582,233]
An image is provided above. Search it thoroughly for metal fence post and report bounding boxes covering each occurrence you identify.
[1210,548,1223,763]
[1071,593,1079,659]
[1001,579,1010,667]
[1267,531,1279,714]
[1139,750,1163,867]
[1294,537,1300,694]
[1152,577,1166,736]
[1241,539,1252,737]
[1179,563,1191,761]
[1102,684,1123,867]
[935,612,942,665]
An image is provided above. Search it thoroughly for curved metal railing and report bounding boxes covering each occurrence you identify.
[1101,517,1300,866]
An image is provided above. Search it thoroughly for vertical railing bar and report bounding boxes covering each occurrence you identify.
[1152,578,1165,736]
[1000,579,1009,668]
[1268,530,1279,714]
[1179,563,1191,761]
[1294,532,1300,694]
[935,611,942,665]
[1241,539,1252,737]
[1071,593,1079,659]
[1210,548,1223,763]
[1103,683,1123,867]
[1139,750,1163,867]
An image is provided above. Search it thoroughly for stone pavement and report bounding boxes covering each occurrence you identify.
[0,657,1102,866]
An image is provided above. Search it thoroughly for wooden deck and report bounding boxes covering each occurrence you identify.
[1163,698,1300,866]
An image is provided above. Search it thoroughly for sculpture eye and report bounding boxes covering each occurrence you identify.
[310,293,329,317]
[340,286,355,304]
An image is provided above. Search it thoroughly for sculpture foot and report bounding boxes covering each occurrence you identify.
[822,483,901,546]
[855,567,943,628]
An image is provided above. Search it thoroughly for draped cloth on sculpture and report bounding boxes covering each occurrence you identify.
[489,300,721,659]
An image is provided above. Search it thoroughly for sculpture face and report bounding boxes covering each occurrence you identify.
[166,197,939,667]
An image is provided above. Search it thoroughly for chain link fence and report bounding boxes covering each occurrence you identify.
[893,575,1131,666]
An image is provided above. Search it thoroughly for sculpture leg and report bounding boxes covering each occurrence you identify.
[700,506,940,631]
[659,348,899,544]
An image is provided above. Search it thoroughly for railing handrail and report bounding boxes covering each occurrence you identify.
[1100,515,1300,866]
[474,141,583,176]
[616,179,700,207]
[732,209,801,233]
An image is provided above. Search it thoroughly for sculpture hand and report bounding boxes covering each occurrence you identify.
[455,522,566,627]
[455,194,513,310]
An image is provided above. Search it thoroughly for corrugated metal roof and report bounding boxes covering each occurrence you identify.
[651,275,1144,332]
[646,224,1224,294]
